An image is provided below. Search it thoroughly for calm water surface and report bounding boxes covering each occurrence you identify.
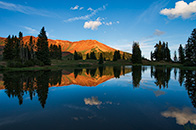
[0,66,196,130]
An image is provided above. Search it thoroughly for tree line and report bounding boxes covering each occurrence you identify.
[131,28,196,66]
[177,28,196,66]
[73,50,127,64]
[3,27,62,67]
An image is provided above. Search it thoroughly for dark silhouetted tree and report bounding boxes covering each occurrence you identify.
[36,27,51,65]
[3,35,14,60]
[184,28,196,66]
[132,42,142,64]
[174,51,177,62]
[178,44,185,63]
[99,53,104,64]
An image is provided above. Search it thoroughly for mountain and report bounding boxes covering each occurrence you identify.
[0,36,117,54]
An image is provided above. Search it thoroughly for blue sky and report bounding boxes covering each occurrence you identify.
[0,0,196,59]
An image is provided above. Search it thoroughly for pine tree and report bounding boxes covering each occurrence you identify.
[14,35,20,60]
[184,28,196,65]
[3,35,14,60]
[90,51,96,60]
[74,50,78,60]
[117,50,121,59]
[185,38,193,65]
[174,51,177,62]
[132,42,142,64]
[150,51,153,61]
[178,44,185,63]
[113,51,118,61]
[166,42,171,62]
[18,32,24,62]
[58,45,62,60]
[29,36,34,60]
[86,53,90,60]
[24,44,29,61]
[99,53,104,64]
[36,27,51,65]
[123,52,126,60]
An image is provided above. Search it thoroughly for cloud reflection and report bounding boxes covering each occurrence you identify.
[84,97,102,106]
[161,107,196,125]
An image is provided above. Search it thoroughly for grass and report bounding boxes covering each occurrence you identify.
[0,59,131,71]
[142,60,196,70]
[0,59,196,72]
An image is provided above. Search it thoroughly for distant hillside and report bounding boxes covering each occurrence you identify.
[0,36,117,54]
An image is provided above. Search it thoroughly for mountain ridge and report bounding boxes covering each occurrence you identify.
[0,36,117,54]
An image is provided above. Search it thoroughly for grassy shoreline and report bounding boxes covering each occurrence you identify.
[0,59,196,71]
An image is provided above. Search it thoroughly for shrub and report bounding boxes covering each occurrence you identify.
[0,65,5,70]
[33,59,44,66]
[24,60,34,67]
[184,61,194,66]
[7,61,24,68]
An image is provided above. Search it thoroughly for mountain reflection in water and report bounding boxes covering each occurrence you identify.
[0,66,131,108]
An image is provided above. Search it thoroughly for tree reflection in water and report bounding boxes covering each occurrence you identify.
[184,70,196,108]
[3,66,130,108]
[3,70,62,108]
[2,66,196,109]
[132,66,142,88]
[151,66,171,89]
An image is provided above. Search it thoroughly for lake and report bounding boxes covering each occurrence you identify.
[0,66,196,130]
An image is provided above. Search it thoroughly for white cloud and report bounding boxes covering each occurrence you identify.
[79,7,84,10]
[116,21,120,24]
[105,22,113,26]
[154,29,165,36]
[84,97,102,106]
[23,26,49,37]
[160,0,196,19]
[161,107,196,125]
[136,0,169,24]
[64,5,106,22]
[87,7,93,11]
[70,5,84,10]
[84,20,102,30]
[23,26,38,34]
[70,5,79,10]
[0,1,51,17]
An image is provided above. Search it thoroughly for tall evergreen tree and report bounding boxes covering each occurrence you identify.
[152,41,171,62]
[74,50,78,60]
[29,36,34,60]
[90,51,96,60]
[184,28,196,65]
[58,45,62,60]
[12,35,20,60]
[36,27,51,65]
[99,53,104,64]
[132,42,142,64]
[166,42,171,62]
[86,53,90,60]
[18,32,24,62]
[178,44,185,63]
[150,51,153,61]
[117,50,121,59]
[3,35,14,60]
[174,51,177,62]
[113,51,118,61]
[185,38,193,65]
[123,52,126,60]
